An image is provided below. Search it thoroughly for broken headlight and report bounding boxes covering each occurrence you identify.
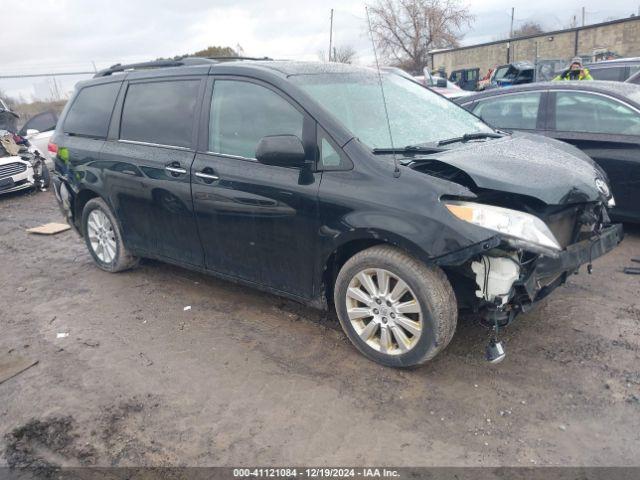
[445,201,561,252]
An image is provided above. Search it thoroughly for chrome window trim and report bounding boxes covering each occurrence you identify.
[117,139,192,151]
[459,90,545,108]
[204,151,257,162]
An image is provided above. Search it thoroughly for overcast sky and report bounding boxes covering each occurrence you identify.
[1,0,637,100]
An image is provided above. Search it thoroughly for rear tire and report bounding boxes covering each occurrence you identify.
[82,198,138,273]
[334,245,457,367]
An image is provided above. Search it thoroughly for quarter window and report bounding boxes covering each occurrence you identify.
[120,80,200,148]
[321,138,341,167]
[472,92,542,130]
[554,91,640,136]
[64,82,120,138]
[317,128,351,170]
[209,80,303,159]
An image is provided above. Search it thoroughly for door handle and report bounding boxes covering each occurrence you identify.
[165,165,187,175]
[195,171,220,181]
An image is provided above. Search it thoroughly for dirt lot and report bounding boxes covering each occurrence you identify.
[0,189,639,469]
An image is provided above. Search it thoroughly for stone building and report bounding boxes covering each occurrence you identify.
[429,16,640,78]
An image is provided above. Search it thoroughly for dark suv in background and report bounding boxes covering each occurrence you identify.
[586,57,640,82]
[50,59,621,367]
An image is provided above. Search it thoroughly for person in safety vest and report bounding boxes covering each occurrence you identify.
[553,57,593,81]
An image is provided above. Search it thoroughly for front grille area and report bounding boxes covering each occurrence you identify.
[546,206,579,249]
[0,162,27,180]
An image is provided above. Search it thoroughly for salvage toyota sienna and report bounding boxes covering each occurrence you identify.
[50,59,622,367]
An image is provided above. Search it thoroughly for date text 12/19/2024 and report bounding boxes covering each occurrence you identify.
[233,468,400,478]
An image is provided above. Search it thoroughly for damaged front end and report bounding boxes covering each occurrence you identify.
[404,133,624,330]
[435,199,622,329]
[0,131,49,194]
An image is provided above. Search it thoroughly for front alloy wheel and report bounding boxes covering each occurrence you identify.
[346,268,423,355]
[334,245,457,367]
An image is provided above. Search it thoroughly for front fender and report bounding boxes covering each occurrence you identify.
[319,226,434,267]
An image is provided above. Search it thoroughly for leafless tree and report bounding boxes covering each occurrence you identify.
[332,45,358,64]
[318,45,358,64]
[512,21,545,37]
[368,0,473,73]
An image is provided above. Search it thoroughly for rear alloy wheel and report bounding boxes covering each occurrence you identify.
[82,198,138,273]
[334,245,457,367]
[87,209,117,264]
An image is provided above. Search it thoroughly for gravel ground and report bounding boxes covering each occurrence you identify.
[0,189,639,469]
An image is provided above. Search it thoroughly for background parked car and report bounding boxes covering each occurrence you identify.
[585,57,640,82]
[19,110,58,168]
[494,61,535,87]
[455,81,640,223]
[448,67,479,91]
[421,68,471,98]
[0,131,50,194]
[0,100,57,169]
[382,67,471,99]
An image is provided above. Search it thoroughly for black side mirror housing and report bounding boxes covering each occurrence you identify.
[436,78,447,88]
[256,135,306,168]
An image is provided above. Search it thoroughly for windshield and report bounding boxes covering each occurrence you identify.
[292,71,492,149]
[493,66,509,80]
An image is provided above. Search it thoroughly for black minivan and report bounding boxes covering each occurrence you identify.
[51,59,622,367]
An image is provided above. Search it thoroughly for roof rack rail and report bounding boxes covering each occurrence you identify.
[94,57,217,78]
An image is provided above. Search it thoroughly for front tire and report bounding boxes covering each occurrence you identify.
[82,198,138,272]
[334,245,457,367]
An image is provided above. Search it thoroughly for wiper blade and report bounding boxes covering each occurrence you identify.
[437,131,503,146]
[372,145,445,155]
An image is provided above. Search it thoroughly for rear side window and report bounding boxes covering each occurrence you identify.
[120,80,200,148]
[209,80,303,159]
[554,91,640,135]
[64,83,120,138]
[472,92,541,130]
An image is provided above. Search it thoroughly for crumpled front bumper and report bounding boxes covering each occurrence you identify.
[519,223,623,303]
[0,162,35,194]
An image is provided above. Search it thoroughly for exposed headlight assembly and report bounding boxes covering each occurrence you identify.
[445,201,561,252]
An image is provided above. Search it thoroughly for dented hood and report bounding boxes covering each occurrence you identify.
[415,133,605,205]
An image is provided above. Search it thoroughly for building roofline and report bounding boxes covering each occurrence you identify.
[430,15,640,55]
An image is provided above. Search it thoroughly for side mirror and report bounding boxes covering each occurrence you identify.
[436,78,447,88]
[256,135,306,168]
[26,129,40,137]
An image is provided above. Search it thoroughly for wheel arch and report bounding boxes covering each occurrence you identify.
[73,187,121,237]
[319,229,432,309]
